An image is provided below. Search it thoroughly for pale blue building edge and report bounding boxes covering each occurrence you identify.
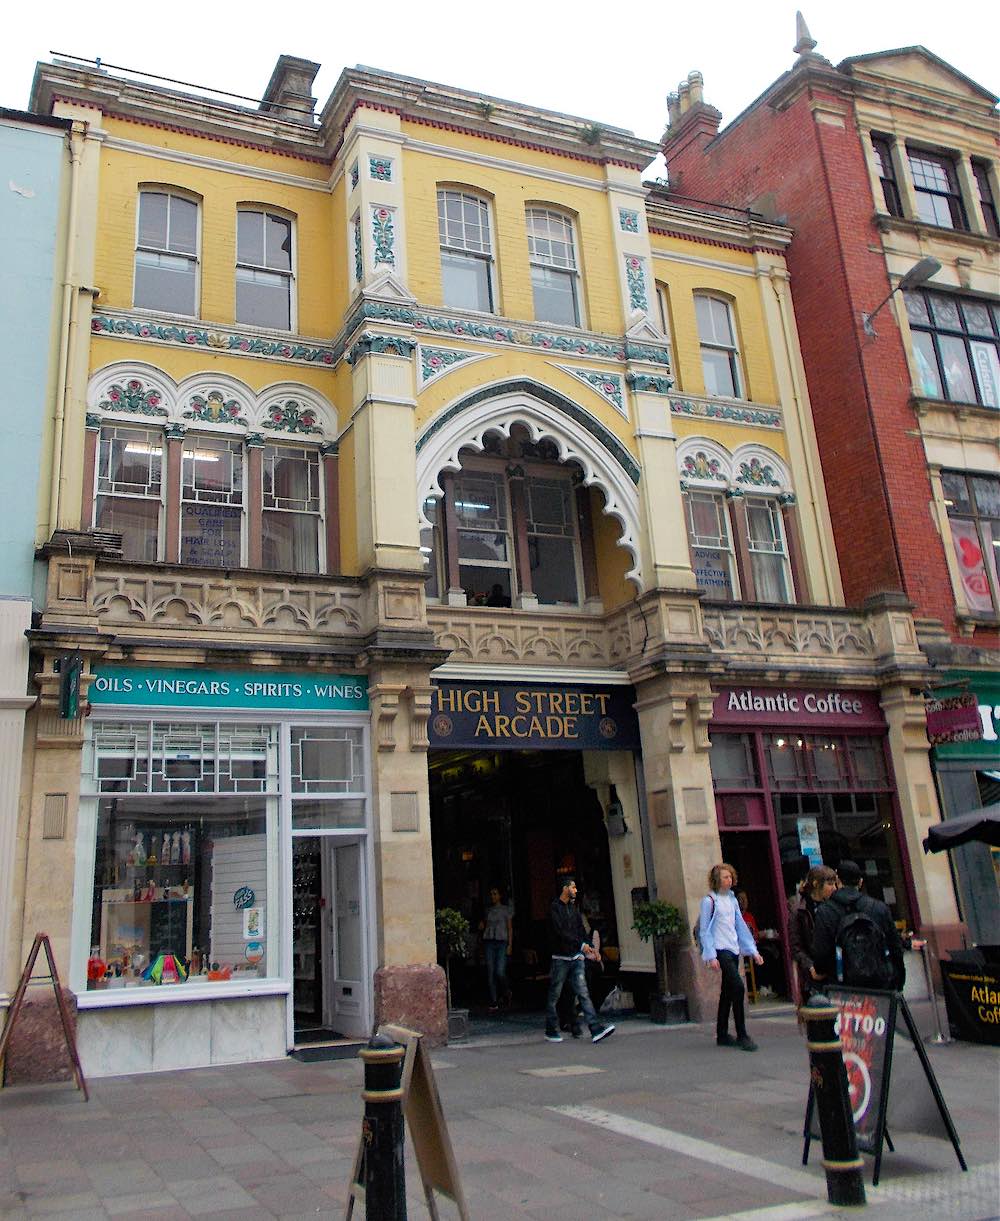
[90,666,369,711]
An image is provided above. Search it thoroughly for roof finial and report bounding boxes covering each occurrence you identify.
[794,12,818,57]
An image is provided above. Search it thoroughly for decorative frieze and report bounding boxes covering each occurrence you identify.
[624,255,648,312]
[369,155,392,182]
[669,393,782,429]
[618,208,640,233]
[353,214,363,283]
[682,451,725,482]
[349,160,359,189]
[184,390,248,427]
[348,333,417,365]
[98,378,167,417]
[554,366,626,416]
[626,372,672,394]
[371,205,395,266]
[92,312,337,367]
[263,399,323,434]
[428,605,614,667]
[700,606,877,661]
[418,346,482,386]
[736,457,780,487]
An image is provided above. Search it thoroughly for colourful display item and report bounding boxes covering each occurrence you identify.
[142,952,188,985]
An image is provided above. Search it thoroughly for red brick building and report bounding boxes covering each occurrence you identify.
[662,26,1000,940]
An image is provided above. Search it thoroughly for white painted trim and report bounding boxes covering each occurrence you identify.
[433,663,632,685]
[76,979,291,1008]
[103,134,331,193]
[675,435,734,488]
[732,442,793,494]
[651,247,758,278]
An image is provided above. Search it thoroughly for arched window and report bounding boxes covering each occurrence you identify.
[134,189,199,316]
[694,294,743,398]
[437,189,495,312]
[236,208,294,330]
[526,207,580,326]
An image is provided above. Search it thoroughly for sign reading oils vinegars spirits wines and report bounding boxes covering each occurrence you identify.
[89,666,368,711]
[429,681,640,751]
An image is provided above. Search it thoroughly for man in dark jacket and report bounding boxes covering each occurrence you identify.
[812,860,905,990]
[545,877,614,1043]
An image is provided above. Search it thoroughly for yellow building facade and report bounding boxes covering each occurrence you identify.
[6,54,951,1077]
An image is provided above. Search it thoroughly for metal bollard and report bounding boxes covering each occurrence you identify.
[912,938,950,1045]
[359,1032,407,1220]
[800,993,866,1207]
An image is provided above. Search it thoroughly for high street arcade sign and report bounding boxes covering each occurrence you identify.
[428,681,640,751]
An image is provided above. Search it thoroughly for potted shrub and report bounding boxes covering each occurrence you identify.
[632,900,689,1025]
[435,907,471,1041]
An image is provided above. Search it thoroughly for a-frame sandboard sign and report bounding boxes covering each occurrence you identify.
[0,933,88,1100]
[346,1024,469,1220]
[803,986,965,1185]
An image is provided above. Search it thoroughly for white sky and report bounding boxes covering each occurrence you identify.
[3,0,996,160]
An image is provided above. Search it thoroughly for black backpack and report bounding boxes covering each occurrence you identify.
[835,901,895,988]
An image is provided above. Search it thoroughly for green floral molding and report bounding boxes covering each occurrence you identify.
[347,334,417,364]
[184,390,248,427]
[625,255,647,312]
[98,378,168,417]
[265,399,322,434]
[573,370,624,413]
[353,217,363,283]
[164,423,186,440]
[369,156,392,182]
[626,372,672,394]
[683,451,725,482]
[85,412,101,431]
[737,457,780,488]
[778,492,797,507]
[320,441,340,457]
[421,347,477,382]
[416,378,641,485]
[624,341,670,366]
[245,432,266,448]
[349,161,359,190]
[668,396,782,429]
[371,206,395,266]
[618,208,639,233]
[92,314,337,366]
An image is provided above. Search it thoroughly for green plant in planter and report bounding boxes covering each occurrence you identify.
[435,907,470,1010]
[632,900,685,1001]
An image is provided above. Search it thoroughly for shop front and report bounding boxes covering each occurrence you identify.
[709,686,913,998]
[427,678,653,1012]
[73,664,371,1076]
[929,670,1000,945]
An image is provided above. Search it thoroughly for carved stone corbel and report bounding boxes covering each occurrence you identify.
[406,684,435,752]
[370,683,406,751]
[691,693,715,752]
[667,695,690,752]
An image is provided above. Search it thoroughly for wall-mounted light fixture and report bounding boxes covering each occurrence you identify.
[862,257,941,337]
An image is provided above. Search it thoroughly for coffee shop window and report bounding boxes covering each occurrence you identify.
[85,720,280,991]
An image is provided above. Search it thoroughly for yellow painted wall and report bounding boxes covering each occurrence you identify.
[336,425,359,575]
[672,417,790,463]
[591,486,633,611]
[402,136,623,334]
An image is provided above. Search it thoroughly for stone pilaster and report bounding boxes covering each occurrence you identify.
[0,599,34,999]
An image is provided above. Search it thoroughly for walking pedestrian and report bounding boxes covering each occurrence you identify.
[480,886,513,1011]
[788,865,838,1005]
[545,877,614,1044]
[699,862,763,1051]
[811,860,905,990]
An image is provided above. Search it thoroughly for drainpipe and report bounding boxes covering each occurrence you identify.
[48,121,85,537]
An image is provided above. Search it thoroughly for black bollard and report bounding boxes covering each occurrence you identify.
[359,1032,407,1220]
[800,993,866,1207]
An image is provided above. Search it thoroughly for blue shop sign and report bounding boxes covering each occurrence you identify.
[90,666,368,711]
[429,680,639,751]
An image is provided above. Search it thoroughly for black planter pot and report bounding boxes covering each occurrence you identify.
[650,993,689,1025]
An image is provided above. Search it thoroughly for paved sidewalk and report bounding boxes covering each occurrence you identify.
[0,1003,996,1219]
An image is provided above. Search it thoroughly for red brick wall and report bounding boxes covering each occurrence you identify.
[665,79,996,651]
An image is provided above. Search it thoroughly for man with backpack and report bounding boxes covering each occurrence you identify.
[812,860,905,991]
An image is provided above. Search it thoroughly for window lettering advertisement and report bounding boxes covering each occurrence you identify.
[948,518,993,612]
[90,666,369,711]
[692,547,733,595]
[181,503,241,567]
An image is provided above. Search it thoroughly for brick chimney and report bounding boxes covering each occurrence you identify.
[260,54,320,123]
[661,70,722,168]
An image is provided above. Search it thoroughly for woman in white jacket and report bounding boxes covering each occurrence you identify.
[699,863,763,1051]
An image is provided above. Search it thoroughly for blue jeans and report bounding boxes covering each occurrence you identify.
[484,939,508,1004]
[546,957,601,1035]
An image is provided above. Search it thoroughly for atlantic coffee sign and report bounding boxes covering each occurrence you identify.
[429,681,640,751]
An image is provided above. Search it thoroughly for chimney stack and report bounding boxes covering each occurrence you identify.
[260,54,320,123]
[661,69,722,165]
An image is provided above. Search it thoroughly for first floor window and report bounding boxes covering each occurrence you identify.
[181,435,244,567]
[524,476,580,605]
[972,160,999,237]
[686,491,737,599]
[262,444,321,573]
[870,134,902,216]
[907,148,967,230]
[453,470,513,606]
[95,425,162,562]
[526,208,580,327]
[941,470,1000,614]
[746,496,792,604]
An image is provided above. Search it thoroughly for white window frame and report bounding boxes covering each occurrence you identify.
[235,206,296,332]
[685,489,740,600]
[179,434,246,568]
[261,441,325,574]
[133,188,201,318]
[94,424,165,562]
[695,293,744,399]
[522,467,584,607]
[437,189,496,314]
[744,494,793,604]
[526,207,582,327]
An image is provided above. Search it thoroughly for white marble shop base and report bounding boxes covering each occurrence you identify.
[76,995,287,1077]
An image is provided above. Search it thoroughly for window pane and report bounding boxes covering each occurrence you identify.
[709,733,758,788]
[970,476,1000,518]
[969,341,1000,407]
[440,251,492,311]
[938,335,977,402]
[96,496,160,562]
[941,471,972,513]
[961,301,993,336]
[290,726,365,793]
[453,473,505,528]
[911,330,943,398]
[89,796,270,990]
[702,347,738,397]
[903,292,930,325]
[181,438,243,567]
[531,264,579,326]
[134,252,196,315]
[462,565,511,607]
[751,551,791,603]
[291,799,366,831]
[262,510,318,573]
[180,504,241,567]
[948,518,995,612]
[168,197,198,255]
[237,210,264,266]
[236,267,291,329]
[137,192,168,249]
[265,214,292,270]
[457,530,508,562]
[529,535,578,604]
[929,294,962,330]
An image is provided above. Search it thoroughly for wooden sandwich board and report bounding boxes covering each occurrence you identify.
[346,1024,469,1220]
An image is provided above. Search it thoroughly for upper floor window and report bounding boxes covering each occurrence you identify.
[870,135,902,216]
[683,488,794,604]
[656,284,674,369]
[262,444,321,574]
[134,190,199,316]
[180,436,244,568]
[686,490,737,599]
[905,290,1000,409]
[695,295,743,398]
[236,209,294,330]
[972,160,999,238]
[524,476,580,603]
[907,149,967,230]
[95,425,162,562]
[745,495,792,604]
[941,471,1000,615]
[437,190,494,312]
[526,208,580,326]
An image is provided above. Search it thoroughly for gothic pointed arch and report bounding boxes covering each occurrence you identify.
[415,378,643,589]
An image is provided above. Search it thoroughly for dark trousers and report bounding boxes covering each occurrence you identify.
[716,950,747,1040]
[484,940,507,1004]
[546,957,600,1035]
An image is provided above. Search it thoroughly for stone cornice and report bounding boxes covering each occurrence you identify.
[874,213,1000,255]
[646,199,791,252]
